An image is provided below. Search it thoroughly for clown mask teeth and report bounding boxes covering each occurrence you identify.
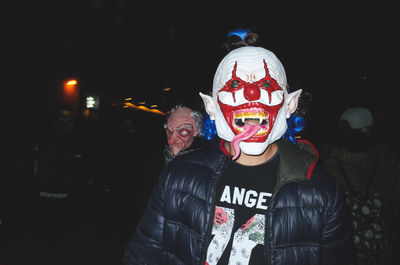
[235,126,268,136]
[233,108,269,136]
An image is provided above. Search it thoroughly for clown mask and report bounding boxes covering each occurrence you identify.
[200,46,301,159]
[165,107,199,156]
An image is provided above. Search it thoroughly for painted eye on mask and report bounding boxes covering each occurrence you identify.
[178,129,191,137]
[264,81,270,88]
[167,124,195,138]
[166,128,192,138]
[177,124,194,137]
[231,80,240,88]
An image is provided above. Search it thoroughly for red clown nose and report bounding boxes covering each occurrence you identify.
[243,83,261,101]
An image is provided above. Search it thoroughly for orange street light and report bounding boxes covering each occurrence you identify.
[66,80,77,86]
[64,79,78,95]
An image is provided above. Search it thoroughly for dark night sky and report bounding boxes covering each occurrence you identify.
[4,0,396,132]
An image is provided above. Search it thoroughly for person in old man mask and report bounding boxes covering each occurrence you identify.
[163,105,204,165]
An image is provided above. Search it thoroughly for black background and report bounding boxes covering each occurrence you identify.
[1,1,397,264]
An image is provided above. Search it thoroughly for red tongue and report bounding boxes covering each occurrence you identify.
[231,124,262,160]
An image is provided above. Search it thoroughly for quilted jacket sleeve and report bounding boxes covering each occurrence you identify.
[320,172,354,265]
[122,168,170,265]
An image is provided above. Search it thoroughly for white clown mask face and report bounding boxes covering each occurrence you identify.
[200,47,301,158]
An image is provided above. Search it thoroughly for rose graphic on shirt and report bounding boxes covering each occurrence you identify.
[214,206,228,225]
[240,216,255,230]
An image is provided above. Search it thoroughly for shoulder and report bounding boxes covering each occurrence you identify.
[155,141,227,202]
[170,139,228,173]
[306,165,345,208]
[309,165,341,191]
[160,141,228,189]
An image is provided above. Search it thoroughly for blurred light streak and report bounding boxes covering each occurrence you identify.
[123,102,166,116]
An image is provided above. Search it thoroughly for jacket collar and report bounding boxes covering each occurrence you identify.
[276,139,319,183]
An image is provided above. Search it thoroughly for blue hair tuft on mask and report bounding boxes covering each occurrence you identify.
[282,115,306,144]
[202,114,217,140]
[227,29,250,41]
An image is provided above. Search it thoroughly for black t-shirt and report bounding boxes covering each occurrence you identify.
[205,152,279,265]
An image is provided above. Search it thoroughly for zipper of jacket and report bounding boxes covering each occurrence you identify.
[199,178,218,265]
[263,182,281,264]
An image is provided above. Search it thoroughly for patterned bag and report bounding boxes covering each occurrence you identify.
[336,159,389,262]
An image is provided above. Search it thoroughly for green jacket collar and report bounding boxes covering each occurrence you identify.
[276,139,319,185]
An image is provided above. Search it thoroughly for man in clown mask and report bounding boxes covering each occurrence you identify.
[123,30,352,265]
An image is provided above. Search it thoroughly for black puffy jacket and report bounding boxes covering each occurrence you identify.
[123,139,353,265]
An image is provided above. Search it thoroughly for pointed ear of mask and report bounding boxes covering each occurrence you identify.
[285,89,302,118]
[199,92,216,120]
